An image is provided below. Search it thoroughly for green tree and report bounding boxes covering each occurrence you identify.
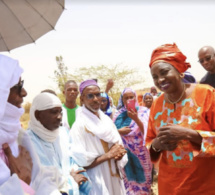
[71,64,145,105]
[53,56,145,105]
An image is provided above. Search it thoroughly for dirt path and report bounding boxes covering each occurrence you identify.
[151,175,158,195]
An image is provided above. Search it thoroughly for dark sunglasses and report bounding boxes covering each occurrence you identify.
[11,80,24,94]
[198,55,214,64]
[85,93,101,100]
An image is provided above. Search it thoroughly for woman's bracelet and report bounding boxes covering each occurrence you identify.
[151,144,161,152]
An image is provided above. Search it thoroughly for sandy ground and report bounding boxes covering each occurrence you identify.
[151,175,158,195]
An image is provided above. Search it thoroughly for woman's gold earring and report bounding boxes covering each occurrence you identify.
[180,73,185,78]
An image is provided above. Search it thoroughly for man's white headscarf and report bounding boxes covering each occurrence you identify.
[0,54,23,120]
[29,92,62,143]
[0,54,24,185]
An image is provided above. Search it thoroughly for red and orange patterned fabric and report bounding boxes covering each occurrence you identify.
[149,43,191,73]
[146,84,215,195]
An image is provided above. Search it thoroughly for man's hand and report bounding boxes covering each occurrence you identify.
[70,169,88,186]
[85,143,127,169]
[3,143,33,185]
[105,79,114,93]
[107,143,127,161]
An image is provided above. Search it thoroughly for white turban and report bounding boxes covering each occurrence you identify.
[29,92,62,142]
[0,54,23,120]
[0,54,24,185]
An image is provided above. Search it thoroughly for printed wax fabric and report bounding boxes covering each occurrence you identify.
[149,43,191,73]
[146,84,215,195]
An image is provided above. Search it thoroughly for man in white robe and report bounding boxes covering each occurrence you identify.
[27,92,91,195]
[70,79,128,195]
[0,54,64,195]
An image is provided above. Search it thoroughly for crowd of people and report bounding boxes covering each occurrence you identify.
[0,43,215,195]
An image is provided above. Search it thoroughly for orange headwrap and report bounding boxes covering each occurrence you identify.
[149,43,191,73]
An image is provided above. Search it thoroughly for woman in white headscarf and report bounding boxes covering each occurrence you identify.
[0,54,65,195]
[27,92,91,195]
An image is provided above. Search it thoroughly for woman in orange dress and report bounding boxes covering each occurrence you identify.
[146,43,215,195]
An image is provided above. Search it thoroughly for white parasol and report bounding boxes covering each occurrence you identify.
[0,0,65,52]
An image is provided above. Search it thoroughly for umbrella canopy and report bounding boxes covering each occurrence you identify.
[0,0,64,52]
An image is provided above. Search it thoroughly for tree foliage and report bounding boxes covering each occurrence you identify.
[20,102,31,130]
[53,56,69,93]
[53,56,145,105]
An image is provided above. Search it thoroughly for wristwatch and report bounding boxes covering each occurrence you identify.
[151,144,161,152]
